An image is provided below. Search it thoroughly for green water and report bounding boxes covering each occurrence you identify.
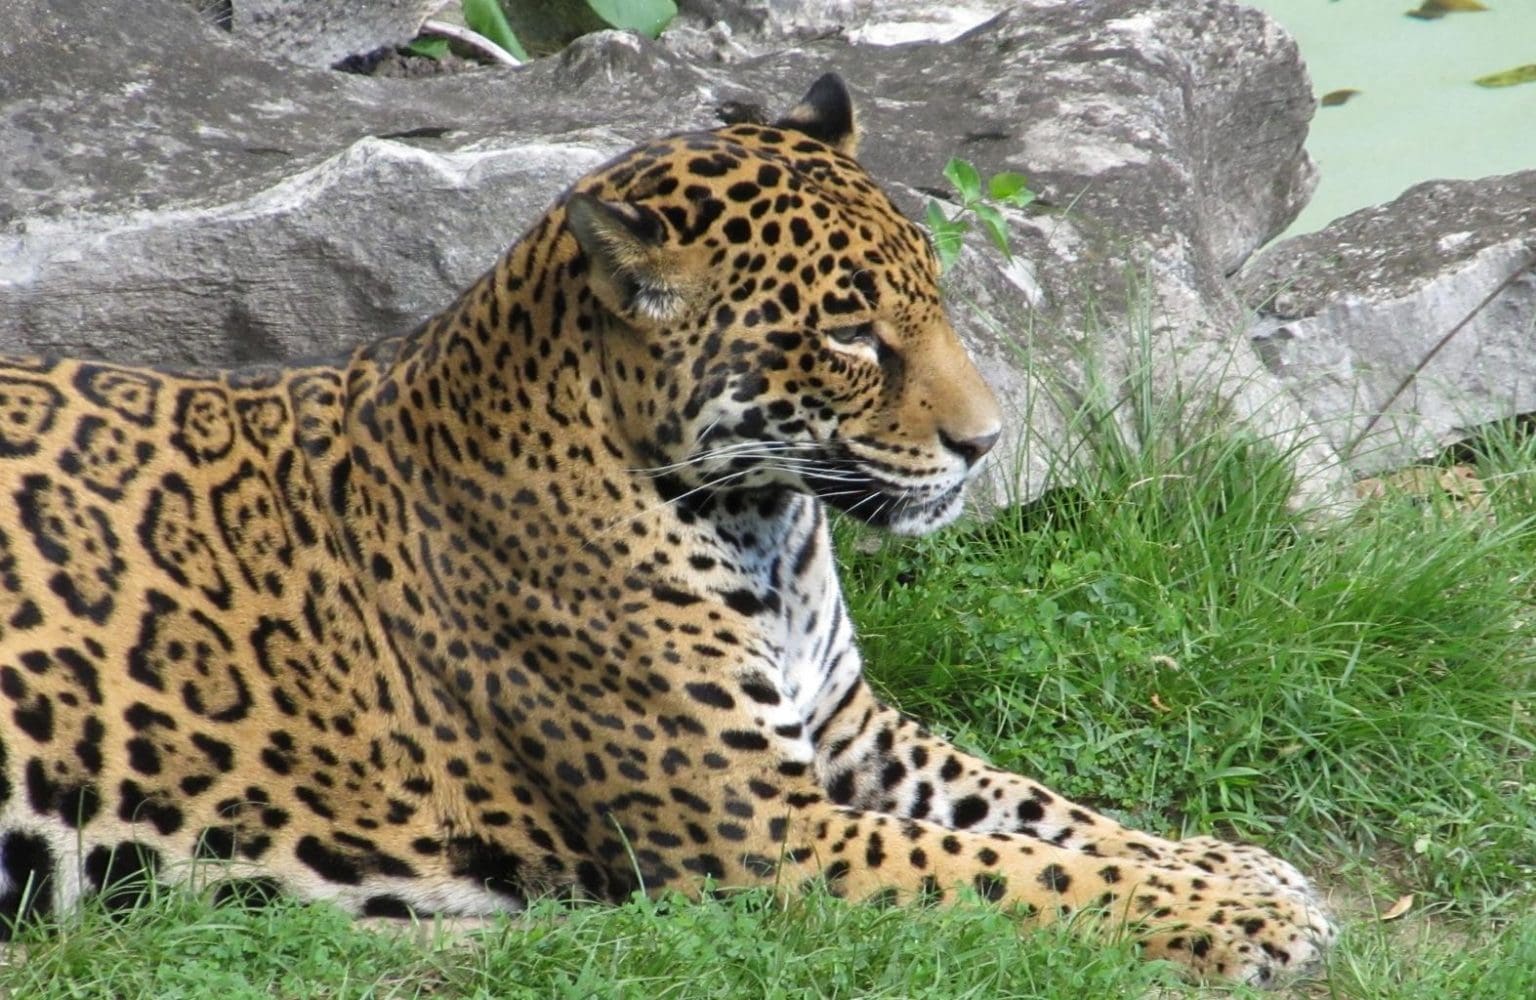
[1244,0,1536,235]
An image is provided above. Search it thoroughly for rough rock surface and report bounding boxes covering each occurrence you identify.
[1243,171,1536,475]
[1,0,1340,505]
[673,0,1006,49]
[228,0,441,68]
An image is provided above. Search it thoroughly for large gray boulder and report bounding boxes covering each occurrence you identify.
[672,0,1002,49]
[0,0,1341,505]
[227,0,443,67]
[1242,171,1536,475]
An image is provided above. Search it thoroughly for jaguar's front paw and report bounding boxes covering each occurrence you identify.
[1138,887,1335,987]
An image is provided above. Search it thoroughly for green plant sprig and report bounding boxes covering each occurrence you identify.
[925,158,1037,272]
[409,0,676,63]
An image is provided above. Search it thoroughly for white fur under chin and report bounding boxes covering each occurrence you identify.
[883,491,965,536]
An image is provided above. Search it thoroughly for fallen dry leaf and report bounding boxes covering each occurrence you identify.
[1381,893,1416,921]
[1354,464,1491,521]
[1407,0,1489,18]
[1475,64,1536,88]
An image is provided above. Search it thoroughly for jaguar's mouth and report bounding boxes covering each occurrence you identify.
[802,470,966,535]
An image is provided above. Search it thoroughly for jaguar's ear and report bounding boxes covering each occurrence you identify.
[567,193,689,325]
[776,73,859,157]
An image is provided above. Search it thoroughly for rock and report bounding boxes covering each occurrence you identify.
[0,0,1343,506]
[1242,171,1536,475]
[673,0,1005,50]
[0,3,705,366]
[228,0,441,68]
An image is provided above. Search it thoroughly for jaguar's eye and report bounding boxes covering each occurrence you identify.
[826,322,878,347]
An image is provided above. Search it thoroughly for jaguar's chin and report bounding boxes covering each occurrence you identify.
[805,473,967,536]
[883,488,967,536]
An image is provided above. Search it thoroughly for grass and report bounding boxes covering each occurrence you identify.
[5,370,1536,997]
[0,887,1173,999]
[848,413,1536,915]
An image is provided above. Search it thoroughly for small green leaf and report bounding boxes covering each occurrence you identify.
[987,171,1032,204]
[405,36,450,60]
[925,200,952,233]
[463,0,531,61]
[586,0,677,38]
[934,217,969,243]
[1474,64,1536,88]
[973,203,1011,259]
[925,202,968,272]
[943,158,983,203]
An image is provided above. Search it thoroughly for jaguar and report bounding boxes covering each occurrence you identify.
[0,74,1333,984]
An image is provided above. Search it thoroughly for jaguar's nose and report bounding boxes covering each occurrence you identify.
[939,427,1001,468]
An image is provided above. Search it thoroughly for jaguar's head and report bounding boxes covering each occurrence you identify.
[566,74,1002,535]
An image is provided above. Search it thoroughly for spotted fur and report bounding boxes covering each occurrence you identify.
[0,75,1332,983]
